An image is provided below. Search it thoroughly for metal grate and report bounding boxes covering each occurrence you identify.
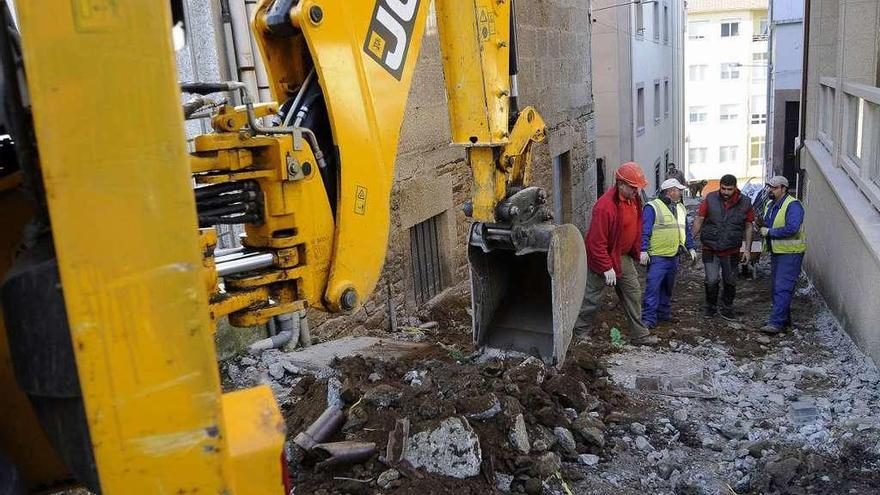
[410,214,445,305]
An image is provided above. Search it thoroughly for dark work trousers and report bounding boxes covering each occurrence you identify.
[703,251,737,312]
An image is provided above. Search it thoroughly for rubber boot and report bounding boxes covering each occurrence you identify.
[704,283,719,316]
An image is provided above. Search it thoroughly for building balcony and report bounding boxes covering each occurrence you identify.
[752,34,768,42]
[817,77,880,212]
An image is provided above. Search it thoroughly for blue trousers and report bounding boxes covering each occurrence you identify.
[769,253,804,327]
[641,255,678,327]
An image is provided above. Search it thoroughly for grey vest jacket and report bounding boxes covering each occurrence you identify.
[701,191,752,251]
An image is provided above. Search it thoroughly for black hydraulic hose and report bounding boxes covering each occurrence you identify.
[198,202,256,218]
[194,181,242,199]
[196,190,259,209]
[199,214,261,226]
[509,0,519,77]
[508,0,520,120]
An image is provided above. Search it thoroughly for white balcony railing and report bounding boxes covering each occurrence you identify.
[818,77,880,211]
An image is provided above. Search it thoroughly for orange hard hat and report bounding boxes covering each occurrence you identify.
[615,162,648,189]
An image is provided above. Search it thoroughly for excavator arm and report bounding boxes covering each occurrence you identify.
[193,0,586,364]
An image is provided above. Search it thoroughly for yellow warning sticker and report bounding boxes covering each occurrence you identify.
[73,0,121,32]
[367,31,386,59]
[478,9,496,41]
[355,185,368,215]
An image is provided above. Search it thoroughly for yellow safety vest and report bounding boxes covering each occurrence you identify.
[648,198,687,256]
[764,195,807,254]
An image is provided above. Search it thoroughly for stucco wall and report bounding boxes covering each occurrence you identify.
[802,142,880,364]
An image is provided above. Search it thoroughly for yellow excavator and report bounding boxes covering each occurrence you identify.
[0,0,586,493]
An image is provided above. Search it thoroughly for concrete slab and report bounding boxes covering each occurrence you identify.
[608,350,717,399]
[284,337,428,372]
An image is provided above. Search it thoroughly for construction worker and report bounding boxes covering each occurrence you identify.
[759,176,806,334]
[692,174,754,320]
[575,162,658,345]
[639,178,697,329]
[665,163,687,188]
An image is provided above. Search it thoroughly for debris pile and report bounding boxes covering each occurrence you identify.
[220,261,880,494]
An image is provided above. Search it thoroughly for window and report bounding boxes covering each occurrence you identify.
[654,158,662,192]
[636,2,644,36]
[750,137,766,167]
[654,81,661,123]
[552,151,573,223]
[759,19,769,35]
[664,79,670,117]
[751,95,767,123]
[720,104,739,121]
[720,146,739,163]
[637,86,645,134]
[721,63,741,80]
[653,1,660,40]
[688,106,708,123]
[689,64,707,81]
[410,214,446,305]
[688,21,709,40]
[689,147,707,164]
[663,5,669,43]
[752,53,768,81]
[721,20,740,37]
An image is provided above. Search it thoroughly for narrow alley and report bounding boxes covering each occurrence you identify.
[223,236,880,495]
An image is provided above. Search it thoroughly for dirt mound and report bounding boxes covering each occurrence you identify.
[281,330,625,494]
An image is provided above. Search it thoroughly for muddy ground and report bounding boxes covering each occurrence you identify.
[224,253,880,495]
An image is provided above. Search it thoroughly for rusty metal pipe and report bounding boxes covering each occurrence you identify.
[312,441,377,471]
[293,405,344,451]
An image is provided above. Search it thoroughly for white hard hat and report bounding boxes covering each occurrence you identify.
[767,176,789,188]
[660,178,687,191]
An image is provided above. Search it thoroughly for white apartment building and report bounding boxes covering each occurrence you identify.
[685,0,769,184]
[767,0,804,186]
[592,0,686,194]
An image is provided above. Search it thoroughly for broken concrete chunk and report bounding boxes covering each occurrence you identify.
[635,436,653,452]
[509,414,531,454]
[789,399,819,426]
[495,473,514,492]
[673,409,688,423]
[364,384,402,408]
[404,417,482,479]
[630,422,647,435]
[553,427,577,456]
[458,394,501,421]
[578,453,600,466]
[377,468,400,489]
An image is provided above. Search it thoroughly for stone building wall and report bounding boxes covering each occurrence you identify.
[316,1,598,336]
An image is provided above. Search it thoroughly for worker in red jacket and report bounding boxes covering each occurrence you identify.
[575,162,658,345]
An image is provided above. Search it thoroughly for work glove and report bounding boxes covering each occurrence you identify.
[689,249,697,262]
[760,227,770,237]
[639,252,650,266]
[603,269,617,286]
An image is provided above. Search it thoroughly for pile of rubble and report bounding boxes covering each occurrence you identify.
[221,268,880,494]
[224,327,628,494]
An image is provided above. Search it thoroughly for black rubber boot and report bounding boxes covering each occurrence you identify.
[704,283,719,316]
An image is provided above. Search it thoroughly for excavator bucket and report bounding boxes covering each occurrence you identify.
[470,224,587,367]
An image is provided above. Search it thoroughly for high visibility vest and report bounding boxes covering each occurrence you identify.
[648,199,687,256]
[764,195,807,254]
